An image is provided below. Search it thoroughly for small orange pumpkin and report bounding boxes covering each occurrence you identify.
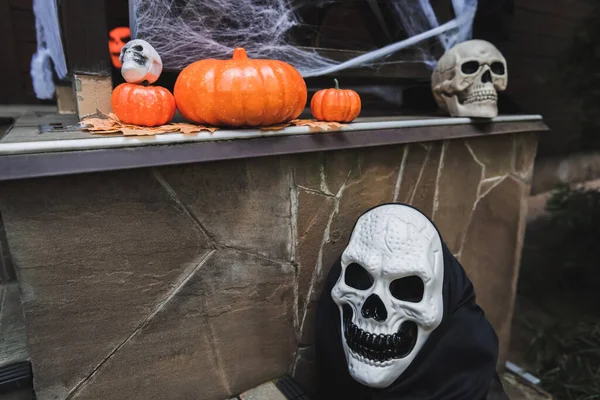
[112,83,176,127]
[174,48,307,127]
[310,79,361,123]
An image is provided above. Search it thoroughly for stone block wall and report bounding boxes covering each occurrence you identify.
[0,132,538,399]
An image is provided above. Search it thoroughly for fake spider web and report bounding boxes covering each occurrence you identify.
[132,0,478,77]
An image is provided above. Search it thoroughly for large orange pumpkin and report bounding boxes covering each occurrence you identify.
[112,83,176,127]
[174,48,307,127]
[311,79,361,123]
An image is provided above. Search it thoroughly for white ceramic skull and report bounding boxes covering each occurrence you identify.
[432,39,507,118]
[119,39,163,84]
[331,204,444,388]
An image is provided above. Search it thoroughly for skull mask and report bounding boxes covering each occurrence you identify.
[431,39,507,118]
[108,27,130,69]
[119,39,163,85]
[331,204,444,389]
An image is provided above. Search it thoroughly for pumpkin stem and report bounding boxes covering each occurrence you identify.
[232,48,248,61]
[141,80,149,87]
[334,78,339,90]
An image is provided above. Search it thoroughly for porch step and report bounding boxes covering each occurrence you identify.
[501,372,552,400]
[235,375,310,400]
[0,362,32,395]
[0,283,28,368]
[0,282,32,396]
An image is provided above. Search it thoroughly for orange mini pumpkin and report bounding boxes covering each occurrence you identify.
[112,83,176,127]
[311,79,361,123]
[174,48,307,127]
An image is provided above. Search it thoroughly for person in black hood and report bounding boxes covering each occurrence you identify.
[315,203,507,400]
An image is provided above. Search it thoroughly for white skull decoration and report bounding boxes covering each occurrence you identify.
[432,39,507,118]
[119,39,163,85]
[331,204,444,388]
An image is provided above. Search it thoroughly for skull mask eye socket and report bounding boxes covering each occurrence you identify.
[389,275,424,302]
[110,35,130,44]
[491,62,505,75]
[344,263,374,290]
[461,61,480,74]
[132,45,144,52]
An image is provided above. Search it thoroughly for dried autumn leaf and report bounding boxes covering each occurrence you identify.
[120,128,153,136]
[91,129,122,134]
[291,119,347,132]
[173,123,218,134]
[80,118,120,131]
[120,127,170,136]
[259,123,292,131]
[80,112,219,136]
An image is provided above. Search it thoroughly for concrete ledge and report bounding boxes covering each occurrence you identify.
[0,113,546,182]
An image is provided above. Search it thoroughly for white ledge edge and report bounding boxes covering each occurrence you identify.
[0,114,543,156]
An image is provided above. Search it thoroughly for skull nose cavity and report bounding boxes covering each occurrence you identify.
[481,70,492,83]
[361,294,388,322]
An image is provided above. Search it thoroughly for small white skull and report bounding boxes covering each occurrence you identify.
[119,39,163,84]
[331,204,444,388]
[432,39,507,118]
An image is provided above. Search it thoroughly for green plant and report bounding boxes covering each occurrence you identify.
[519,185,600,399]
[540,185,600,289]
[526,320,600,400]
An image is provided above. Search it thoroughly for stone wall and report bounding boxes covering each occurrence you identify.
[0,132,538,400]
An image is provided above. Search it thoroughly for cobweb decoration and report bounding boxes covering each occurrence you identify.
[132,0,478,77]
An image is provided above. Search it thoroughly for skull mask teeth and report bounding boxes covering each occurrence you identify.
[432,39,507,118]
[342,303,418,366]
[119,39,163,85]
[331,205,444,388]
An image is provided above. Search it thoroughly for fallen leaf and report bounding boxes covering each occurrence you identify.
[172,123,218,134]
[80,112,219,136]
[91,129,122,134]
[120,127,173,136]
[291,119,347,132]
[260,123,292,131]
[80,117,120,131]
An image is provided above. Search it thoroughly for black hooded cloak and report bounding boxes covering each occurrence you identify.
[315,203,505,400]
